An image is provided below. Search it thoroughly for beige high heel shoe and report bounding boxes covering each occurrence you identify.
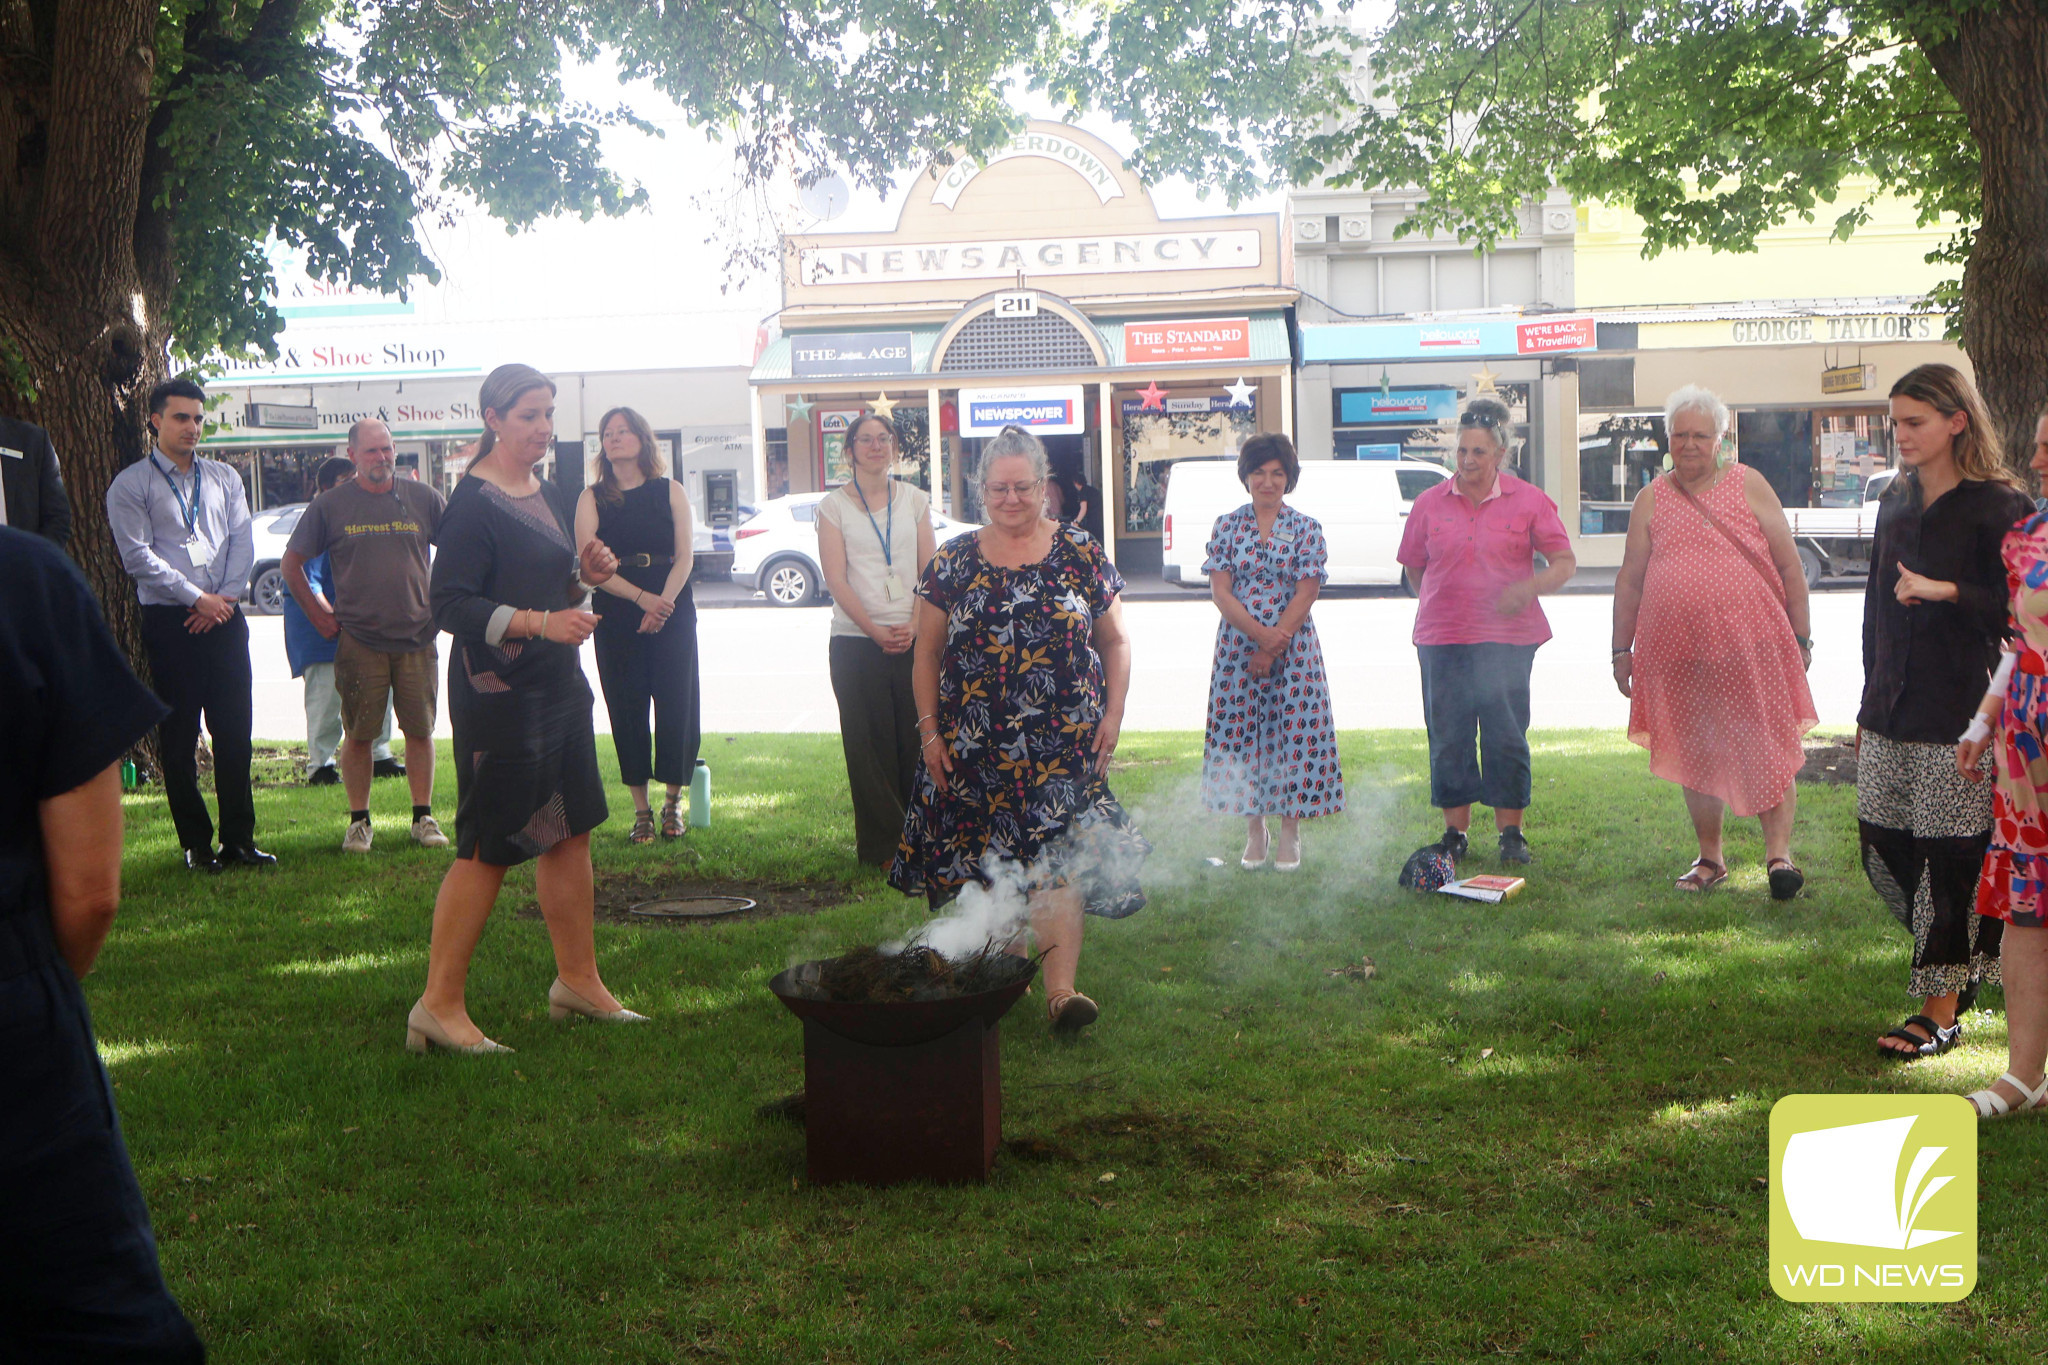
[405,1000,513,1054]
[548,977,650,1023]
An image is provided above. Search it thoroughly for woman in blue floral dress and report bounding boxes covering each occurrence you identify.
[1200,433,1345,870]
[891,427,1148,1035]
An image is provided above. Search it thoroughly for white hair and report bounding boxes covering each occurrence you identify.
[975,425,1050,492]
[1663,385,1730,440]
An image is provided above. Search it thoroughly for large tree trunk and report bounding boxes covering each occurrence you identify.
[1924,0,2048,469]
[0,0,168,764]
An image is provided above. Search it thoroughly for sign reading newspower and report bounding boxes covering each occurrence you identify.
[958,386,1086,436]
[789,332,915,378]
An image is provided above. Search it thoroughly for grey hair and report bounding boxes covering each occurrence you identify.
[347,417,390,450]
[1664,384,1731,440]
[975,424,1050,492]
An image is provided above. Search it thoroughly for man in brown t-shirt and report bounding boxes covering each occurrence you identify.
[283,419,448,852]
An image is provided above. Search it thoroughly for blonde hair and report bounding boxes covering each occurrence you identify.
[1889,363,2019,487]
[475,363,556,461]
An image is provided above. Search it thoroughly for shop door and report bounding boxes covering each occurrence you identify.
[1737,410,1815,508]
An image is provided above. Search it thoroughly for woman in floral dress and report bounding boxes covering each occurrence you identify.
[1199,433,1344,870]
[1955,406,2048,1118]
[891,426,1148,1035]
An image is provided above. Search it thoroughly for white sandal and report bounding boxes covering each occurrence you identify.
[1965,1071,2048,1119]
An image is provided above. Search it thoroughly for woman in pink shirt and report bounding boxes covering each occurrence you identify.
[1396,399,1576,865]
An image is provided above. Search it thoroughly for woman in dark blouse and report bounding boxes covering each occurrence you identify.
[407,363,646,1055]
[574,405,701,843]
[1859,364,2033,1060]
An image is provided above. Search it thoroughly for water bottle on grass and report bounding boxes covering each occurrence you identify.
[689,760,711,828]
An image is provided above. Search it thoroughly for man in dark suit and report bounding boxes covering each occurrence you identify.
[0,414,73,550]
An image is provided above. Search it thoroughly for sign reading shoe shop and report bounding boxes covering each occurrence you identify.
[752,120,1294,570]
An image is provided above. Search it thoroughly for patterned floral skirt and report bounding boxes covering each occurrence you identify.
[1858,731,2000,998]
[1980,669,2048,928]
[889,743,1151,919]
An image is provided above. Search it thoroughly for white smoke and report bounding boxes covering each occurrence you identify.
[890,853,1034,959]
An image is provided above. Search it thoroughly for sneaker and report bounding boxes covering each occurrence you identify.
[307,765,340,787]
[372,758,407,779]
[342,818,374,853]
[1498,828,1533,866]
[1438,827,1469,861]
[411,815,449,848]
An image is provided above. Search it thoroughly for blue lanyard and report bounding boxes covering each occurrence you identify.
[850,478,894,567]
[150,453,200,534]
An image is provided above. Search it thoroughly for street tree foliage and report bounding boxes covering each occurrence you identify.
[0,0,1344,656]
[1303,0,2048,458]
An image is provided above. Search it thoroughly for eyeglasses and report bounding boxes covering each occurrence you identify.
[852,434,894,449]
[984,480,1044,499]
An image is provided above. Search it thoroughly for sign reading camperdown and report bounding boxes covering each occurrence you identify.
[799,231,1263,288]
[929,130,1128,209]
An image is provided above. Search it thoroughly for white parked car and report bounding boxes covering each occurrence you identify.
[731,489,980,606]
[1160,457,1450,590]
[244,502,308,614]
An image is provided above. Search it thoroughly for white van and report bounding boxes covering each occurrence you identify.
[1160,458,1451,589]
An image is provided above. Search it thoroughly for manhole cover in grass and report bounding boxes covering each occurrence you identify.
[628,895,756,920]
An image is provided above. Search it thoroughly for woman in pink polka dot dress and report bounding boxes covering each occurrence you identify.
[1612,385,1816,895]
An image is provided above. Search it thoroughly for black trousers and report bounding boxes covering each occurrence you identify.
[591,596,701,789]
[0,914,204,1362]
[828,635,919,866]
[140,604,254,853]
[1417,642,1539,812]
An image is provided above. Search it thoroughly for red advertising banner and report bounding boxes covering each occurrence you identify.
[1124,317,1253,363]
[1515,315,1596,355]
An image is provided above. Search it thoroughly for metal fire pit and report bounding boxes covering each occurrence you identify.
[768,958,1037,1186]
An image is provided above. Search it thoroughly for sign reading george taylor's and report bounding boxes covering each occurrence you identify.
[799,231,1262,287]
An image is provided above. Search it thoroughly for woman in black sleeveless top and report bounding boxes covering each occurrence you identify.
[574,406,703,842]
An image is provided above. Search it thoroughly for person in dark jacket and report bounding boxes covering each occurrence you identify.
[1858,363,2034,1060]
[0,413,73,549]
[0,527,203,1361]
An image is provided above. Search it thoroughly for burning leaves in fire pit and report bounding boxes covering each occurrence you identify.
[786,943,1037,1004]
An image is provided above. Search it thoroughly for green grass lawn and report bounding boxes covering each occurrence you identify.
[93,731,2045,1362]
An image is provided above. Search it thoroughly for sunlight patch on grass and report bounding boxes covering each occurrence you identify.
[1446,969,1507,995]
[98,1038,186,1067]
[1651,1095,1766,1130]
[269,949,421,978]
[667,984,757,1017]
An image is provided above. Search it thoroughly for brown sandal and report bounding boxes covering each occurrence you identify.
[628,811,656,845]
[1675,858,1727,892]
[1047,990,1099,1035]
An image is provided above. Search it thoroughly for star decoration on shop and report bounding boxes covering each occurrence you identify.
[1471,364,1500,395]
[1224,378,1256,408]
[1378,367,1393,399]
[868,391,898,418]
[1137,381,1167,410]
[785,395,814,421]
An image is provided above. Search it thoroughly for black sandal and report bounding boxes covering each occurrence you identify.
[1879,1014,1962,1059]
[1767,858,1804,900]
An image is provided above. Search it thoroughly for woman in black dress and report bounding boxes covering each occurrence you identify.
[406,363,646,1054]
[574,405,702,843]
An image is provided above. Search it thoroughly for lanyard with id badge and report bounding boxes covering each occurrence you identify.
[151,452,214,568]
[852,479,903,601]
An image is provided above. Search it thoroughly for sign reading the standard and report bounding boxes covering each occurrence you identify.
[958,386,1086,436]
[790,331,915,378]
[1124,318,1252,364]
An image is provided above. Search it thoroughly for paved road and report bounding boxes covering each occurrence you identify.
[246,586,1869,741]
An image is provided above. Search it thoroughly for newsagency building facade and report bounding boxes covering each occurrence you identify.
[748,120,1295,571]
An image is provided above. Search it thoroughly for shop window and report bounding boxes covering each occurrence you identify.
[1489,251,1540,307]
[765,428,789,501]
[1578,358,1635,408]
[1737,410,1815,509]
[1119,397,1255,533]
[893,406,931,491]
[1814,409,1895,506]
[1577,412,1668,535]
[1329,257,1378,314]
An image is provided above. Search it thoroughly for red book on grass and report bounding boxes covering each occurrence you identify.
[1438,874,1527,903]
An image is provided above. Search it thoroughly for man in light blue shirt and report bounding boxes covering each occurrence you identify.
[105,377,274,872]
